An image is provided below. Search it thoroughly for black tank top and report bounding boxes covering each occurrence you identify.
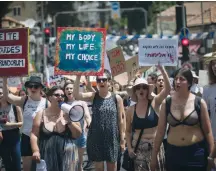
[132,100,158,130]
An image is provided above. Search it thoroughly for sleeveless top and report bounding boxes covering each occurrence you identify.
[22,97,47,136]
[132,100,158,131]
[0,104,17,131]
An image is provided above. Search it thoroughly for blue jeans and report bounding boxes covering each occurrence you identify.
[0,128,21,171]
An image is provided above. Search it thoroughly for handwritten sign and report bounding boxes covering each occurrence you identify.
[0,28,29,76]
[55,27,106,76]
[107,46,126,77]
[138,38,178,66]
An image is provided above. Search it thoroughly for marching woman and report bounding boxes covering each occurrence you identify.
[31,86,82,171]
[3,76,50,171]
[125,64,171,171]
[73,71,126,171]
[151,68,214,171]
[0,87,23,171]
[63,82,91,171]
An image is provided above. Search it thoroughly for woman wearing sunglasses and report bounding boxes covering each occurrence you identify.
[125,64,171,171]
[63,82,91,171]
[3,76,50,171]
[0,87,23,171]
[31,86,82,171]
[73,71,125,171]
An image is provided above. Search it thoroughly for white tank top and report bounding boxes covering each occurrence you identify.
[22,97,47,136]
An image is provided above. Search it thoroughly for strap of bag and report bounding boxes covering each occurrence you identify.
[134,128,144,153]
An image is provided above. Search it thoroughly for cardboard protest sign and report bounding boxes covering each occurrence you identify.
[138,38,178,66]
[55,27,106,76]
[107,46,126,77]
[0,28,29,76]
[126,56,151,81]
[198,70,208,87]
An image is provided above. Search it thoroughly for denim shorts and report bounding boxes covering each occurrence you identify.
[74,131,87,148]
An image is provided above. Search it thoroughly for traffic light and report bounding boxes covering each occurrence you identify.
[181,38,190,62]
[44,28,50,44]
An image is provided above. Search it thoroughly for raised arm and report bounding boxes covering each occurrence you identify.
[73,76,95,102]
[153,66,171,110]
[3,77,25,107]
[150,100,167,171]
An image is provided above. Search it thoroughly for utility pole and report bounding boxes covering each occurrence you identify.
[41,2,47,82]
[99,2,106,28]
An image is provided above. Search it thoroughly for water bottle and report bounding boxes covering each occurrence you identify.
[36,160,47,171]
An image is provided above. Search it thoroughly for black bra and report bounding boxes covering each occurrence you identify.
[166,96,201,127]
[132,100,158,130]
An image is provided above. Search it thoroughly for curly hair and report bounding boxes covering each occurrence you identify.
[208,60,216,84]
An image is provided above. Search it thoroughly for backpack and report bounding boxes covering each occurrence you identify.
[165,96,202,135]
[23,96,48,110]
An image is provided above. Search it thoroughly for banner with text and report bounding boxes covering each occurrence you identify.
[138,38,178,66]
[0,28,29,76]
[107,46,126,77]
[55,27,106,76]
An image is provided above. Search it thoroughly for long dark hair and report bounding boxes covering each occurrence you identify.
[173,68,193,90]
[208,60,216,84]
[63,82,74,102]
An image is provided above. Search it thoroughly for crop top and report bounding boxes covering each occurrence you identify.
[132,100,158,130]
[166,96,201,127]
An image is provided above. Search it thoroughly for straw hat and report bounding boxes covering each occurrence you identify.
[130,78,154,102]
[203,44,216,64]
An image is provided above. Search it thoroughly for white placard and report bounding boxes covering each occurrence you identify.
[89,76,96,82]
[8,77,21,87]
[138,38,178,66]
[198,70,208,87]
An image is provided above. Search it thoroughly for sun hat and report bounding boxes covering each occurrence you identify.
[130,78,154,102]
[24,76,44,88]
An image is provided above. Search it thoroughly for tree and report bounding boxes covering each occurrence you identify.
[0,2,12,28]
[46,2,81,27]
[148,1,176,34]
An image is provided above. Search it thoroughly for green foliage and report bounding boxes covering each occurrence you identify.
[46,2,81,27]
[0,1,12,27]
[148,1,176,34]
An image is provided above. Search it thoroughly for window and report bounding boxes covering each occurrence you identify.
[13,7,21,16]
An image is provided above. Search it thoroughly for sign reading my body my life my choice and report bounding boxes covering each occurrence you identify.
[0,28,29,76]
[55,27,106,76]
[107,46,126,77]
[138,38,178,66]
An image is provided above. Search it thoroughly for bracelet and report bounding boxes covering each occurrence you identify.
[208,156,214,161]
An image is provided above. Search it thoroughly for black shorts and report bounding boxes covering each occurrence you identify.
[21,133,32,156]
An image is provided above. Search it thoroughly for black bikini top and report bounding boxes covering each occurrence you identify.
[166,96,202,127]
[132,100,158,131]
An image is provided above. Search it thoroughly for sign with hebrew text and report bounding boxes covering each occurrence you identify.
[107,46,126,77]
[138,38,178,66]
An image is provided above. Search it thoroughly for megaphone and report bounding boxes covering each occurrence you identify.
[59,101,84,122]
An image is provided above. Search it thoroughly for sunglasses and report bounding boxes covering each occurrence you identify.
[27,84,41,89]
[96,78,108,83]
[53,94,65,98]
[135,84,148,90]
